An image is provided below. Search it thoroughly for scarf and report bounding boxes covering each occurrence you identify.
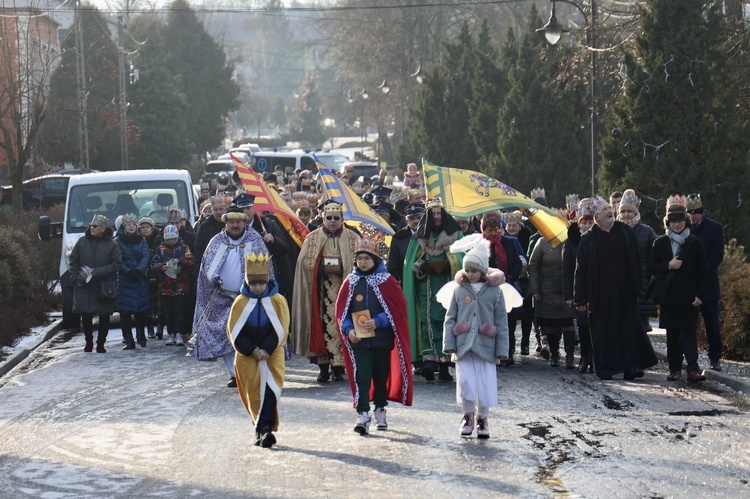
[667,227,690,257]
[618,213,641,229]
[486,233,508,274]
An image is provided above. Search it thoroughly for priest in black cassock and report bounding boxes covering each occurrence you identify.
[573,197,657,380]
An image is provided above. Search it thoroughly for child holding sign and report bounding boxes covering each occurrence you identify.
[336,238,413,435]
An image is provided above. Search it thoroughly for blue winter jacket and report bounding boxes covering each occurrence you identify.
[115,229,151,314]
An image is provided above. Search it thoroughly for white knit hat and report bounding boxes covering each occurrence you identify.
[450,233,490,274]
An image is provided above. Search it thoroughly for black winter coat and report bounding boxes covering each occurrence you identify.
[632,222,658,317]
[648,233,708,331]
[69,226,123,315]
[690,216,724,301]
[386,226,414,282]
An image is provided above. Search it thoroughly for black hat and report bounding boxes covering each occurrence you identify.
[404,204,425,218]
[224,184,238,194]
[371,186,392,199]
[371,201,393,214]
[231,193,255,208]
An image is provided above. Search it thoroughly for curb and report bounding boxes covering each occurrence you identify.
[0,318,65,379]
[652,345,750,395]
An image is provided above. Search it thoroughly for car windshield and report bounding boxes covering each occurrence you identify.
[67,180,192,231]
[205,162,234,173]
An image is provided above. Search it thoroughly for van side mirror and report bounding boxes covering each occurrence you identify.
[38,215,63,240]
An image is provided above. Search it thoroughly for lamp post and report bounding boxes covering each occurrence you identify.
[360,88,369,157]
[537,0,598,196]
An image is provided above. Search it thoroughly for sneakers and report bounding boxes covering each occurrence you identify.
[374,407,388,431]
[460,412,474,437]
[165,334,176,346]
[175,334,184,346]
[476,417,490,439]
[354,411,371,435]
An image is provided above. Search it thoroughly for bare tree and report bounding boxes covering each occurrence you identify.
[0,0,59,213]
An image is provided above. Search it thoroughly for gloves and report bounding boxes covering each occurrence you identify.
[420,260,434,275]
[127,270,142,280]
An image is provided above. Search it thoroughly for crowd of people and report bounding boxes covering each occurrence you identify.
[69,162,725,447]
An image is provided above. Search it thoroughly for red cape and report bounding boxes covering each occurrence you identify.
[335,273,413,407]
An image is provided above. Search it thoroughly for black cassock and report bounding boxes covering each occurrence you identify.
[574,222,657,378]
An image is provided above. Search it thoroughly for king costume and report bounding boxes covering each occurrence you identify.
[227,251,289,448]
[291,205,359,380]
[335,251,413,424]
[192,210,273,374]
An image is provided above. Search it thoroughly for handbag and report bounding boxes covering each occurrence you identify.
[645,271,674,305]
[99,278,117,303]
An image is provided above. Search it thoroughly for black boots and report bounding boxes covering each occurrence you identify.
[136,326,147,348]
[546,331,561,367]
[438,363,453,381]
[563,330,576,369]
[317,364,331,383]
[421,361,435,381]
[332,365,345,381]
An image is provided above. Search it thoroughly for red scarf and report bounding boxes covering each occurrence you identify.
[486,233,508,273]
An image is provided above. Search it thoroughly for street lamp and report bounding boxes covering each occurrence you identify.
[360,88,369,157]
[537,0,598,196]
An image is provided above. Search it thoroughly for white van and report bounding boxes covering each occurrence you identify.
[38,169,198,327]
[251,150,348,175]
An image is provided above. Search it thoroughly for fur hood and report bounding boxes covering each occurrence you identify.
[454,267,505,287]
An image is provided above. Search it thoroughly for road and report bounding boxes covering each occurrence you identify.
[0,328,748,498]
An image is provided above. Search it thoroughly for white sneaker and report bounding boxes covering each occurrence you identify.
[476,416,490,439]
[175,334,184,346]
[165,334,176,346]
[354,411,371,435]
[374,407,388,430]
[460,412,474,437]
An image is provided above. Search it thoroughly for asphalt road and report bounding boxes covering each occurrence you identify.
[0,328,748,498]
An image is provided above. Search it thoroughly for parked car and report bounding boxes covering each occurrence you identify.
[339,161,379,181]
[199,158,236,187]
[1,170,95,209]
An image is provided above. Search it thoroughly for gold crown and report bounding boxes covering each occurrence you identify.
[244,250,270,282]
[504,210,523,225]
[355,238,381,258]
[322,202,344,213]
[686,193,702,211]
[425,197,444,209]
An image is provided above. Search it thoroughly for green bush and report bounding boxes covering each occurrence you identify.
[716,239,750,361]
[0,206,63,348]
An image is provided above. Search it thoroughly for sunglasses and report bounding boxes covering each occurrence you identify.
[325,216,341,221]
[90,224,102,229]
[124,221,137,227]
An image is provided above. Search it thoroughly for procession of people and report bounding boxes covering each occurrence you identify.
[70,159,726,446]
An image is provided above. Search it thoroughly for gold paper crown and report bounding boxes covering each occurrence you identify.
[355,238,381,258]
[620,189,641,209]
[504,210,523,225]
[244,250,271,282]
[565,194,580,211]
[530,187,546,200]
[686,193,703,211]
[322,202,344,213]
[425,197,444,209]
[666,194,687,211]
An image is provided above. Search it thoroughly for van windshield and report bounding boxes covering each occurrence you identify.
[316,154,348,172]
[67,180,192,231]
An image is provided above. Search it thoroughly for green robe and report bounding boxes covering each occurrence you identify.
[403,232,463,362]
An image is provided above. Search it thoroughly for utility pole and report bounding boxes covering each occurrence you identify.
[74,0,90,169]
[118,15,128,170]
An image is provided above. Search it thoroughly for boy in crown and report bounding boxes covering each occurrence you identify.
[336,238,412,435]
[227,249,289,448]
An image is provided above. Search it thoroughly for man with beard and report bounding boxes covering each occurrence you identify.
[192,206,272,387]
[194,195,230,272]
[573,197,657,380]
[403,197,463,381]
[291,202,360,383]
[387,204,424,283]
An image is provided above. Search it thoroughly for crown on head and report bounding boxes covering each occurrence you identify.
[504,210,523,225]
[355,238,381,258]
[565,194,580,211]
[530,187,546,200]
[620,189,641,209]
[322,202,344,213]
[244,250,270,282]
[666,194,687,210]
[686,193,702,211]
[425,197,444,209]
